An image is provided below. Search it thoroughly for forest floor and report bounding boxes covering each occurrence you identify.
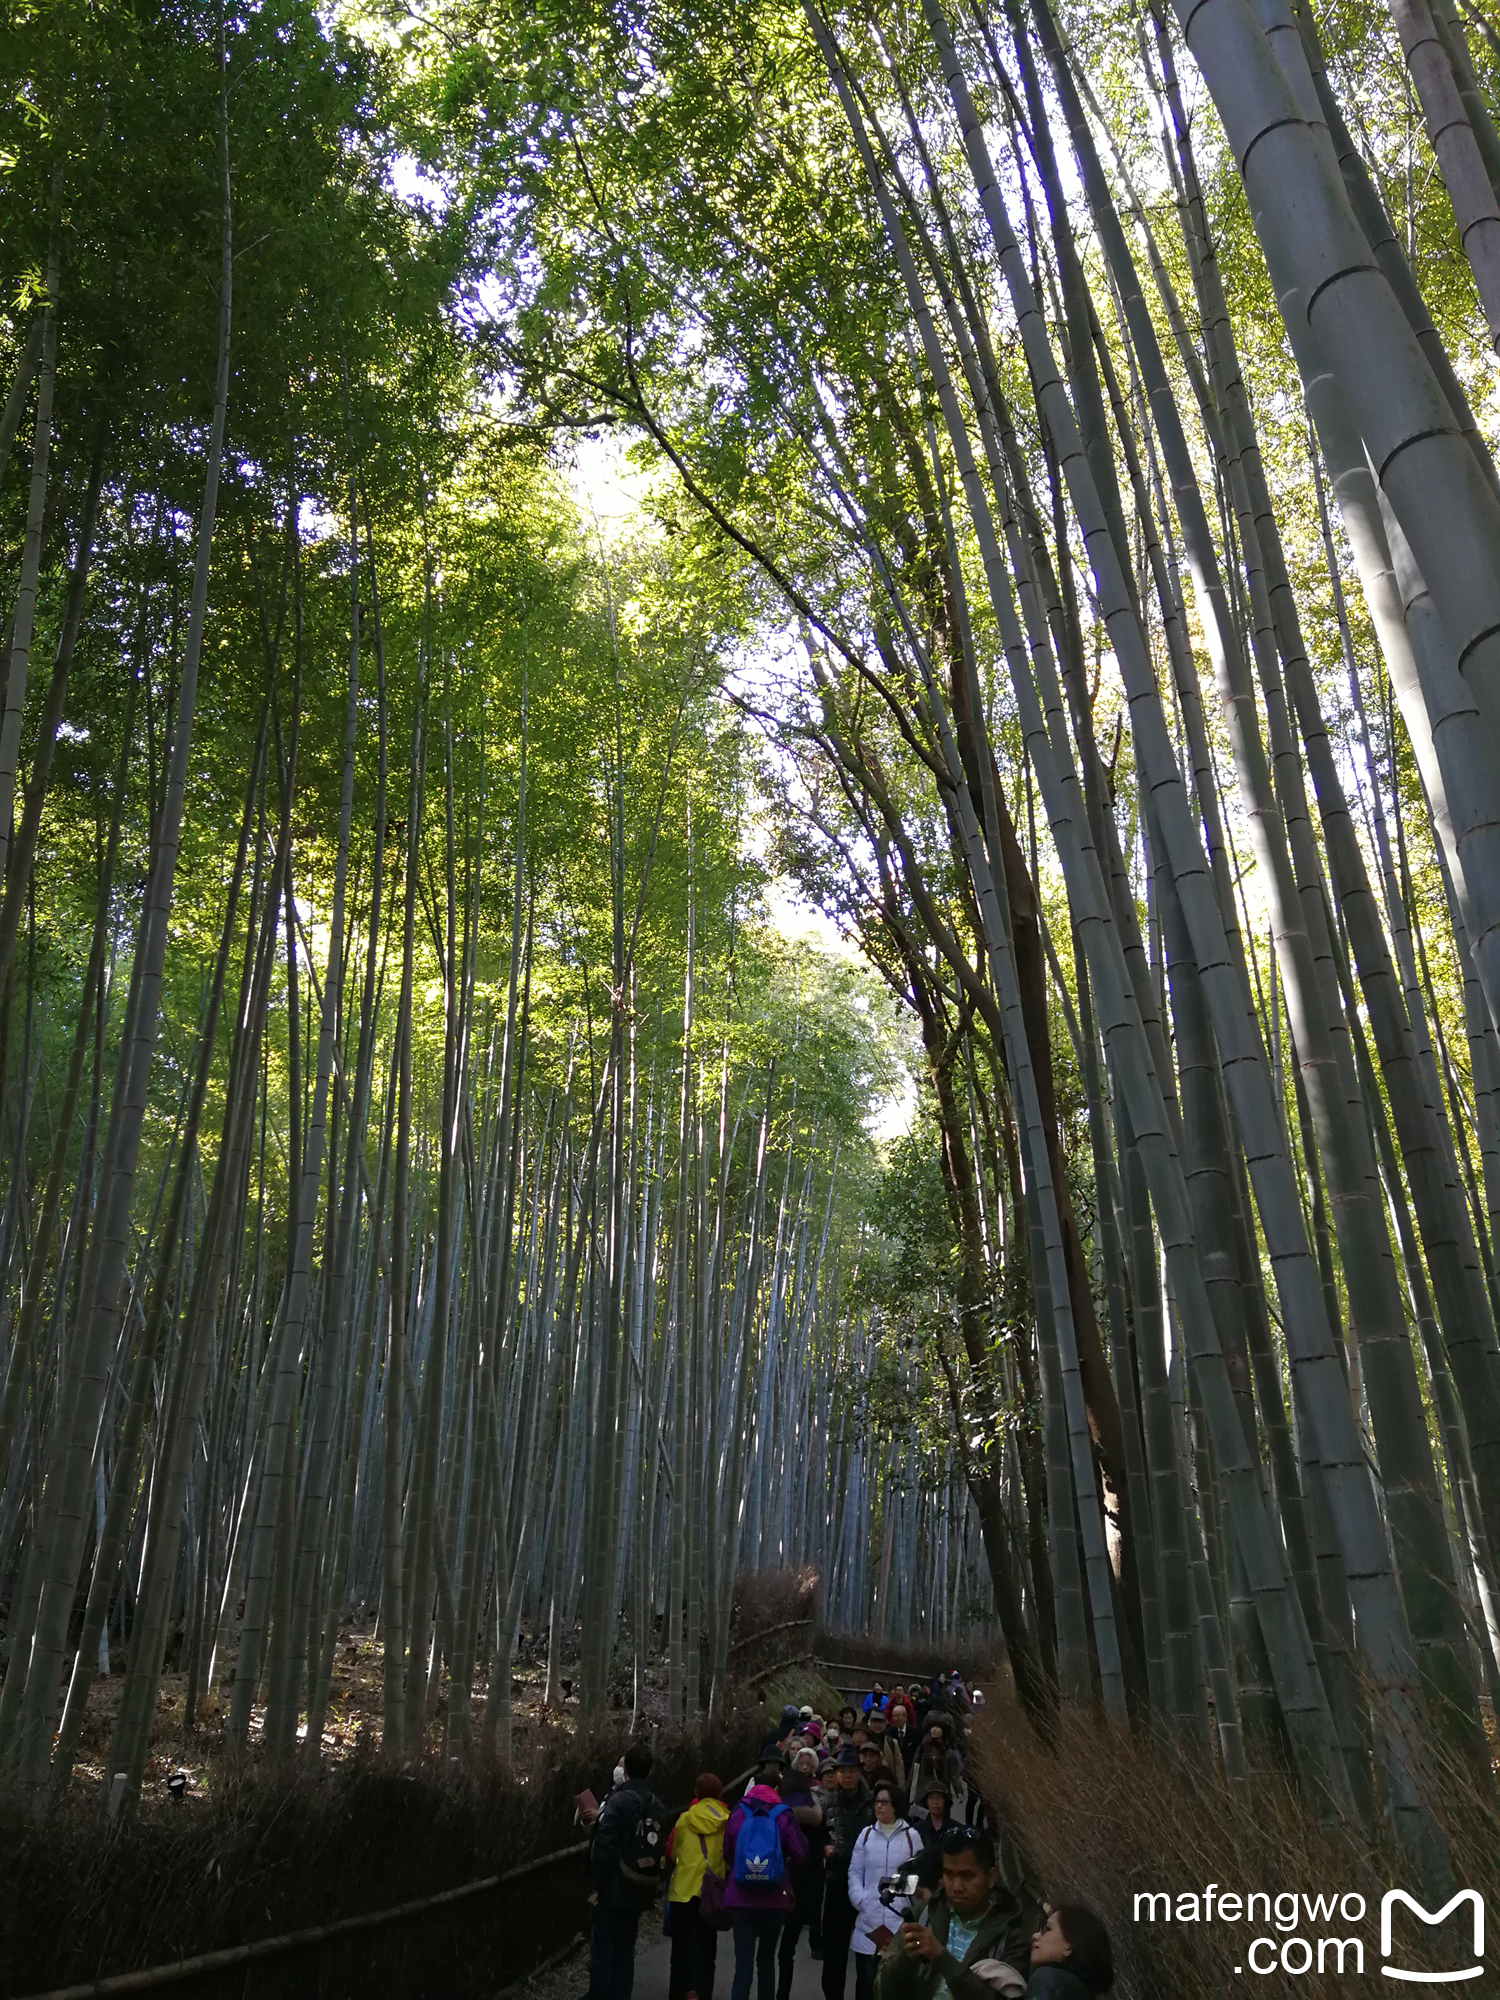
[61,1615,860,1804]
[65,1614,674,1801]
[60,1569,937,1806]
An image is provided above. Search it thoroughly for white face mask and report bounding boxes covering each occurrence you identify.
[613,1763,627,1787]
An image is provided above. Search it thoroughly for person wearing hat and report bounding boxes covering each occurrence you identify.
[819,1744,872,2000]
[855,1740,885,1790]
[758,1733,789,1782]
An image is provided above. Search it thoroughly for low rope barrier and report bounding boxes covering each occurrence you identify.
[16,1764,760,2000]
[726,1614,815,1656]
[13,1841,591,2000]
[748,1652,814,1684]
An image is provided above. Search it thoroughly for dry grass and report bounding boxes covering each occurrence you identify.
[1,1700,762,1998]
[0,1574,824,1997]
[972,1695,1500,1998]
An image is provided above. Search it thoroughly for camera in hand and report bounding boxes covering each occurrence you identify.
[877,1870,922,1907]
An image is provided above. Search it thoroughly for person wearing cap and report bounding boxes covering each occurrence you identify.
[865,1707,904,1790]
[855,1741,886,1794]
[819,1744,872,2000]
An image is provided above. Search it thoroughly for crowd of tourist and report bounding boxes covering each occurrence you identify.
[581,1671,1114,2000]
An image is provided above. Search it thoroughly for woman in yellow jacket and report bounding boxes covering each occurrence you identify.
[667,1773,731,2000]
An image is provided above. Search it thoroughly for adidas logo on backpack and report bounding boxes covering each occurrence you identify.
[733,1800,787,1885]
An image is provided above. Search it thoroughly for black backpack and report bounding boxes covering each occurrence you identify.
[618,1794,669,1897]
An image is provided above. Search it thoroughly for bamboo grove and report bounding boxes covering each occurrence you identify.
[0,0,1005,1818]
[417,0,1500,1888]
[6,0,1500,1890]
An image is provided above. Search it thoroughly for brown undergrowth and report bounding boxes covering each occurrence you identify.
[972,1696,1500,1998]
[0,1709,763,1999]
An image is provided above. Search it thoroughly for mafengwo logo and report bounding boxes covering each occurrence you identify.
[1132,1884,1485,1980]
[1381,1891,1483,1983]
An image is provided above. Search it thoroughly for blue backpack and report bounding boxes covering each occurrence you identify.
[733,1799,787,1886]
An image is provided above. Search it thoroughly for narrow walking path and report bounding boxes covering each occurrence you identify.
[629,1659,913,2000]
[632,1926,826,2000]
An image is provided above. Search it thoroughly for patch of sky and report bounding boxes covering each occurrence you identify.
[388,150,449,217]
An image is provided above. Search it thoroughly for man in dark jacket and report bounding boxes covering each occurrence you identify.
[819,1745,872,2000]
[588,1741,671,2000]
[876,1828,1031,2000]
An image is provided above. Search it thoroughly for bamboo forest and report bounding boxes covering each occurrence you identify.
[8,0,1500,1986]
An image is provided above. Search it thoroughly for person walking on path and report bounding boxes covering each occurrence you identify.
[887,1701,920,1772]
[819,1745,872,2000]
[913,1720,963,1796]
[775,1746,826,1999]
[911,1784,955,1851]
[588,1742,672,2000]
[848,1782,922,2000]
[864,1709,904,1790]
[877,1828,1032,2000]
[667,1772,731,2000]
[724,1740,809,2000]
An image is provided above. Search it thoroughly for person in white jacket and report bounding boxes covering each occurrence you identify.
[848,1781,923,2000]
